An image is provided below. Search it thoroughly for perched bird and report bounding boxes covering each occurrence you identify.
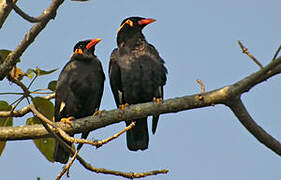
[109,17,167,151]
[54,39,105,164]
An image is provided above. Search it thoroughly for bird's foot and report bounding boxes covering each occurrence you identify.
[119,103,129,110]
[93,110,105,116]
[59,117,74,126]
[153,97,163,104]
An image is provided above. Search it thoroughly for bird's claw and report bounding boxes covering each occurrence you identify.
[59,117,74,126]
[153,97,163,104]
[93,110,105,116]
[119,103,129,110]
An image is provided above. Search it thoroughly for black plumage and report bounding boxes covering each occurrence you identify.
[54,39,105,163]
[109,17,167,151]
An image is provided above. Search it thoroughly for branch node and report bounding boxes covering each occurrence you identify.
[238,40,263,69]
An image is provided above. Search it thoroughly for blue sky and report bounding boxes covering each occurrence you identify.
[1,0,281,179]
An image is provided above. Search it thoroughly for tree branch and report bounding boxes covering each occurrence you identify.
[0,0,64,80]
[0,56,281,156]
[6,0,49,23]
[238,40,263,69]
[226,96,281,155]
[0,93,55,117]
[0,0,18,29]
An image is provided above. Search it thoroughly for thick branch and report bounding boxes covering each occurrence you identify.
[0,0,18,29]
[0,56,281,156]
[0,0,64,80]
[226,97,281,156]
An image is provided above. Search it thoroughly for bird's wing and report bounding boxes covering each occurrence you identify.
[54,60,78,122]
[147,44,168,134]
[109,49,124,107]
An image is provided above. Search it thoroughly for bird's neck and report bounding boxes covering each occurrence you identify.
[117,31,146,49]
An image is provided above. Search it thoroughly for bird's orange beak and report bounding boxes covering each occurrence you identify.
[86,38,101,50]
[137,18,156,26]
[117,19,134,34]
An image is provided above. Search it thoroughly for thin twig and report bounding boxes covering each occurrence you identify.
[56,122,135,148]
[30,91,53,95]
[30,103,168,179]
[0,93,55,117]
[96,122,135,148]
[76,155,168,179]
[7,76,30,97]
[0,92,24,95]
[56,151,78,180]
[56,122,136,180]
[238,40,263,69]
[6,0,47,23]
[272,45,281,61]
[196,79,205,93]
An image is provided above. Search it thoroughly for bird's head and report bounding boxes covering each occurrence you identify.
[73,38,101,56]
[117,17,156,45]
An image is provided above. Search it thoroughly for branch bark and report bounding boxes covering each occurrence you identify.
[0,0,18,29]
[0,0,64,80]
[226,96,281,155]
[6,0,48,23]
[1,56,281,156]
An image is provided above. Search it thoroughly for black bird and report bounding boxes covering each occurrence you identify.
[54,39,105,163]
[109,17,167,151]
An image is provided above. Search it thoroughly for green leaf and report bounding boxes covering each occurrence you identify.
[47,80,57,91]
[29,97,55,162]
[34,67,58,76]
[25,68,35,79]
[0,49,21,63]
[26,117,55,162]
[32,97,54,120]
[0,101,13,156]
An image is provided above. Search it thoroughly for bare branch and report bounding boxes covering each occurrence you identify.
[0,0,64,80]
[6,0,49,23]
[238,40,263,69]
[272,45,281,61]
[56,151,78,180]
[0,56,281,156]
[76,155,168,179]
[7,75,30,97]
[226,97,281,155]
[0,0,18,29]
[55,122,136,179]
[56,121,135,148]
[196,79,205,93]
[96,122,135,148]
[31,94,167,179]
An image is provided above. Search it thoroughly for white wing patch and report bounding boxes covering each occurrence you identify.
[59,101,66,113]
[118,90,123,105]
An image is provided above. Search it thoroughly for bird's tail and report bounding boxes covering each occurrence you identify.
[152,115,160,134]
[53,137,71,164]
[126,118,149,151]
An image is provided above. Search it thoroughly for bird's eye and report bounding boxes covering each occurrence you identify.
[125,20,134,27]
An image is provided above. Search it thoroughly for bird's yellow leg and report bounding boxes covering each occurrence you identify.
[59,117,74,125]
